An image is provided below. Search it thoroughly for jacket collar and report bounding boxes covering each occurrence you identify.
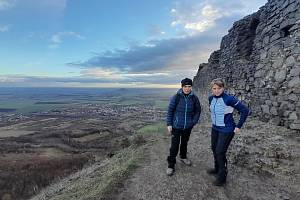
[213,92,225,98]
[177,88,193,97]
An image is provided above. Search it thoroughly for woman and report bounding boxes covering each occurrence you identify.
[207,78,249,186]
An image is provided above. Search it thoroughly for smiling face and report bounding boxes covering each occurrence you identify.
[182,85,192,94]
[211,84,224,96]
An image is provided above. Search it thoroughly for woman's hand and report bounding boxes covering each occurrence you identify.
[234,127,241,134]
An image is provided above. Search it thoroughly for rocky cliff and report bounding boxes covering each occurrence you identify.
[193,0,300,130]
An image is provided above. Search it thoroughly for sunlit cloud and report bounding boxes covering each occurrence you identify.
[170,0,266,35]
[80,68,125,81]
[0,75,26,83]
[170,3,230,34]
[0,68,197,88]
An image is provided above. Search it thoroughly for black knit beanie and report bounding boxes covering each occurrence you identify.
[181,78,193,87]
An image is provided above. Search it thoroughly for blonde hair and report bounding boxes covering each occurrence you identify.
[210,78,225,88]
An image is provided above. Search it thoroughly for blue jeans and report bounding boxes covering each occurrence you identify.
[211,128,234,181]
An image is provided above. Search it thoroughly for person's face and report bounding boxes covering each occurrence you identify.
[211,84,224,96]
[182,85,192,94]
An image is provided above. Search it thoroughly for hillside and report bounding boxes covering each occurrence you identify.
[31,119,300,200]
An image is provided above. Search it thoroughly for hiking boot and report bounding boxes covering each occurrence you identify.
[213,171,227,186]
[206,168,218,175]
[213,178,226,186]
[179,158,192,166]
[166,168,174,176]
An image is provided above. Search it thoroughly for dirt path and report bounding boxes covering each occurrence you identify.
[116,121,300,200]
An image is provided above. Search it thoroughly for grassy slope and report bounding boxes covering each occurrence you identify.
[47,147,143,200]
[34,122,166,200]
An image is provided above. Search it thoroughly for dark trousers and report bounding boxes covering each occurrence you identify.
[211,128,234,181]
[167,128,191,168]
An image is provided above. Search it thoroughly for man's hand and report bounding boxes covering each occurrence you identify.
[234,127,241,134]
[167,126,172,134]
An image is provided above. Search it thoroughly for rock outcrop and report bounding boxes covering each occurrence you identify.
[193,0,300,130]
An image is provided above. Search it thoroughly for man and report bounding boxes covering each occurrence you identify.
[166,78,201,176]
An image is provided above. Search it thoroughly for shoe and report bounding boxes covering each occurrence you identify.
[207,168,218,175]
[213,178,226,186]
[166,168,174,176]
[179,158,192,166]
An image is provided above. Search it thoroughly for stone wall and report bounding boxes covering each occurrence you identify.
[193,0,300,130]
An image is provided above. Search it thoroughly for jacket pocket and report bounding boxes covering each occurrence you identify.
[174,116,179,127]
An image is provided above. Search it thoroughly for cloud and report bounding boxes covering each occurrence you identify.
[0,24,10,32]
[49,31,85,48]
[0,74,119,85]
[170,0,266,34]
[80,68,196,85]
[172,4,230,33]
[123,70,196,85]
[0,0,16,10]
[51,31,85,43]
[69,33,219,73]
[80,68,125,81]
[0,69,196,87]
[147,25,166,37]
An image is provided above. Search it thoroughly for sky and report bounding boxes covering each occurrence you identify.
[0,0,267,88]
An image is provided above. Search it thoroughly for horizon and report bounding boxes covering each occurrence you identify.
[0,84,180,88]
[0,0,267,88]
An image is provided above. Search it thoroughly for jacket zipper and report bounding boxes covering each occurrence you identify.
[213,98,218,125]
[184,96,188,129]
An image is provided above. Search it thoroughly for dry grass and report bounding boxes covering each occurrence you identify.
[47,146,144,200]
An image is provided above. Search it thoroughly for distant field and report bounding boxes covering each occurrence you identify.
[0,108,17,112]
[154,100,169,110]
[0,87,176,114]
[0,99,72,113]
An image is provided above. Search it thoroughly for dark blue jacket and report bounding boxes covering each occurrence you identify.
[209,92,249,133]
[167,89,201,130]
